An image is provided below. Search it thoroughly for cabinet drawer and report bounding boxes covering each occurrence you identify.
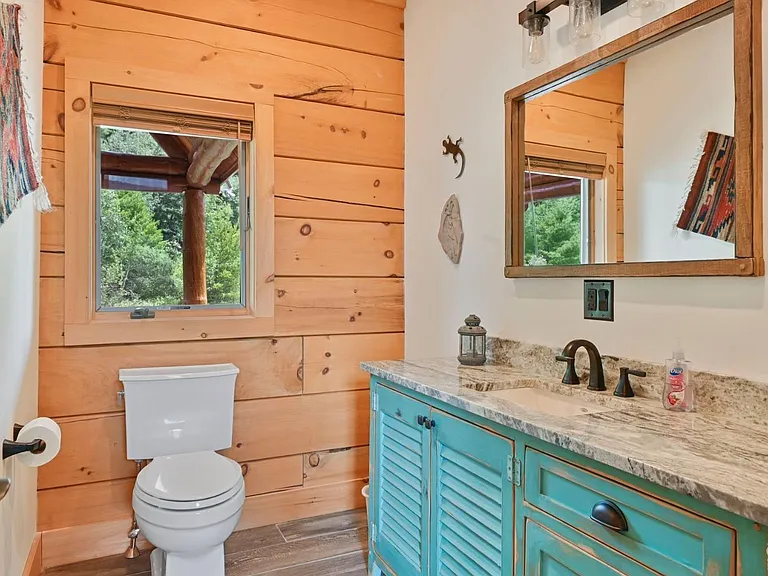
[525,518,657,575]
[524,449,734,576]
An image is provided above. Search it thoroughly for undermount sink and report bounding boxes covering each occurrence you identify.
[486,387,615,417]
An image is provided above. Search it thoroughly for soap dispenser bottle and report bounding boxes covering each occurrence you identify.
[663,342,694,412]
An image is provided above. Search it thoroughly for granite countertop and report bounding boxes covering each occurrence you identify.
[362,358,768,526]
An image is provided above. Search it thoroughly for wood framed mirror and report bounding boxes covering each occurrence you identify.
[505,0,763,277]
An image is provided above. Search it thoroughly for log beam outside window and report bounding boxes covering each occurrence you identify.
[100,152,189,176]
[183,188,208,305]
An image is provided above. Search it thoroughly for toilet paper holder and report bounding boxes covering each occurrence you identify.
[2,423,46,461]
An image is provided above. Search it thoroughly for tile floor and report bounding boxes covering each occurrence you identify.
[44,509,369,576]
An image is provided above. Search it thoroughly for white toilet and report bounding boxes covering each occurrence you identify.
[120,364,245,576]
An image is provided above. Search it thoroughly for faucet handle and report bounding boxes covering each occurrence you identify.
[614,367,646,398]
[556,355,580,386]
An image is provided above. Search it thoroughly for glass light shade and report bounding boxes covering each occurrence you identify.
[569,0,601,46]
[627,0,665,18]
[522,14,551,69]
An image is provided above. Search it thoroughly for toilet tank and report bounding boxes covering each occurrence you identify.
[119,364,239,460]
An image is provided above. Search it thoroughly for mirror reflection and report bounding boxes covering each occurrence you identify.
[523,14,735,266]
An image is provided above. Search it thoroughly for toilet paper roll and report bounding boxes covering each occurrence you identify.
[14,417,61,468]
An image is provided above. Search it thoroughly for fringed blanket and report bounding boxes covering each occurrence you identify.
[1,3,48,226]
[676,131,736,243]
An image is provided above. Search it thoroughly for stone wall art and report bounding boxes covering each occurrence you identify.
[438,194,464,264]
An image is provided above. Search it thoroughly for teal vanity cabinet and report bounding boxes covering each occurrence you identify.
[372,385,515,576]
[369,378,768,576]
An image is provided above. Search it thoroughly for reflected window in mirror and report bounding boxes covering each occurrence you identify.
[524,172,600,266]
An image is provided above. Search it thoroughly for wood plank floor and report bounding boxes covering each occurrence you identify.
[44,509,369,576]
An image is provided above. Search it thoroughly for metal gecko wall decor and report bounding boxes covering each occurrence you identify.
[442,136,466,179]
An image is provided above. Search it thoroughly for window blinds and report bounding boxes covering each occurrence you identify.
[525,155,605,179]
[92,85,254,141]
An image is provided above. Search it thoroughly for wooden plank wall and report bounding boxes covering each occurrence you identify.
[38,0,404,567]
[525,64,626,261]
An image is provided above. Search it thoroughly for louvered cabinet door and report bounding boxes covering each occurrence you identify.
[373,385,431,576]
[430,410,515,576]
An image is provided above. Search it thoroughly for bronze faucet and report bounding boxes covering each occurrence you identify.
[556,339,606,392]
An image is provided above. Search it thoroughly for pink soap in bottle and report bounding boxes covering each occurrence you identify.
[663,342,694,412]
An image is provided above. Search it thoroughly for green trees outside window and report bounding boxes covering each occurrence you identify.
[98,128,243,308]
[524,174,583,266]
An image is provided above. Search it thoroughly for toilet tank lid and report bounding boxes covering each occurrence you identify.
[119,364,239,383]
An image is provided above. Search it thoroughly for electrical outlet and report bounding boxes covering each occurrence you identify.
[584,280,614,321]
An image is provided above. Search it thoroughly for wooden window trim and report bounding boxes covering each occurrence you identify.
[504,0,763,278]
[64,58,275,345]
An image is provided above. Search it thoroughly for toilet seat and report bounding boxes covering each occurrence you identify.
[135,452,243,511]
[133,482,246,531]
[135,480,243,511]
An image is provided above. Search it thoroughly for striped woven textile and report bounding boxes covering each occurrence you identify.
[676,131,736,243]
[1,3,42,225]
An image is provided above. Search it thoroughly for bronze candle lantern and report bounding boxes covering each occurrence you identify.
[458,315,487,366]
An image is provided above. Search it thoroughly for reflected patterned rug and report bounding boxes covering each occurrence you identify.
[676,131,736,243]
[1,3,48,226]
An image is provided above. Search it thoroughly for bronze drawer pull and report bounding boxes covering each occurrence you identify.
[590,500,629,532]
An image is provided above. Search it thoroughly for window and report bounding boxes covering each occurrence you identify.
[95,126,247,310]
[524,171,586,266]
[63,63,275,346]
[523,152,605,266]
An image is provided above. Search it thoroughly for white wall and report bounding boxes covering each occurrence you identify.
[405,0,768,382]
[0,1,42,573]
[623,14,735,262]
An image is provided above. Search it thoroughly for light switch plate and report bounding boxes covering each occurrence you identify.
[584,280,614,321]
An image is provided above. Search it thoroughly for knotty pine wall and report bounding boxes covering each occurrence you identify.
[37,0,404,567]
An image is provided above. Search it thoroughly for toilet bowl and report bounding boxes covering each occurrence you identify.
[131,451,245,576]
[119,365,243,576]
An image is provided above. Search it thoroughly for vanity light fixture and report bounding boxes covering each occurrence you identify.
[519,0,629,67]
[522,12,551,68]
[520,1,558,68]
[627,0,665,18]
[569,0,601,46]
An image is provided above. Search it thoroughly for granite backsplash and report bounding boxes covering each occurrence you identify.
[487,337,768,427]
